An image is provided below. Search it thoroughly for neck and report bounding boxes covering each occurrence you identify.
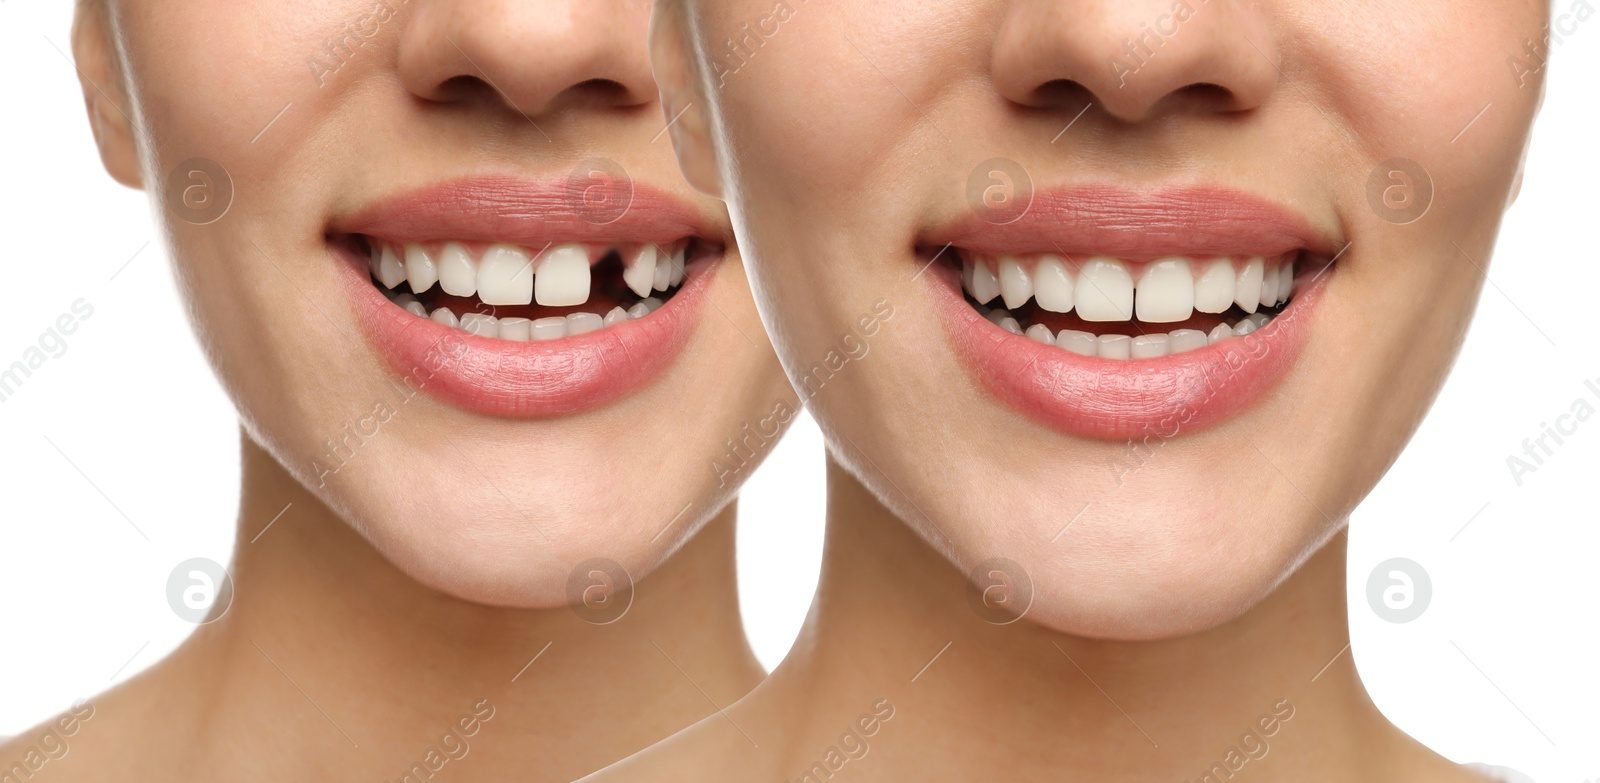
[763,457,1428,782]
[134,434,763,782]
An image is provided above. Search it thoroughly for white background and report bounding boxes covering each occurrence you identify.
[1,3,1596,780]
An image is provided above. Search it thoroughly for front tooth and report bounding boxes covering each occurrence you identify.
[1169,329,1208,353]
[405,244,438,293]
[1134,258,1193,323]
[531,317,567,341]
[1207,322,1233,344]
[1245,312,1270,330]
[968,260,1001,305]
[652,251,672,291]
[626,302,651,318]
[477,244,534,306]
[430,307,459,328]
[1193,258,1236,314]
[1097,334,1131,360]
[378,246,407,289]
[567,312,603,336]
[403,300,427,318]
[1075,257,1134,322]
[1033,255,1074,313]
[998,256,1033,310]
[1056,329,1097,356]
[997,316,1022,335]
[438,242,478,297]
[535,244,591,306]
[1234,256,1263,314]
[668,248,686,285]
[641,296,663,313]
[1259,263,1280,309]
[1130,333,1169,359]
[624,246,658,298]
[1024,323,1053,344]
[604,306,629,327]
[460,312,498,337]
[1234,318,1259,336]
[497,317,531,342]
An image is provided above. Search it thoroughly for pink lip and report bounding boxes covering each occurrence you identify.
[928,186,1329,440]
[334,176,718,418]
[927,185,1334,260]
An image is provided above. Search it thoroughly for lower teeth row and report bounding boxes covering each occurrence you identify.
[979,306,1276,360]
[385,290,663,342]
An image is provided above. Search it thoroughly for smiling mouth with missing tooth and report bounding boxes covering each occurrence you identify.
[957,250,1300,359]
[358,237,700,342]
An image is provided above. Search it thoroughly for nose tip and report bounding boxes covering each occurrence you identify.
[992,0,1279,123]
[397,0,658,118]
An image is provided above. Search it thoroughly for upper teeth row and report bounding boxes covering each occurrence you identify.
[961,254,1295,323]
[368,242,686,306]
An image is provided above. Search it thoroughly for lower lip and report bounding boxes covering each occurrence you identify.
[339,247,710,418]
[933,263,1321,440]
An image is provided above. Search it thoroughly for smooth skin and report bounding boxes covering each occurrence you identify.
[585,0,1548,780]
[0,1,793,780]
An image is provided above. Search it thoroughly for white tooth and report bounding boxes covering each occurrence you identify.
[1056,329,1097,356]
[1234,318,1258,336]
[497,317,531,342]
[438,242,478,297]
[604,306,629,327]
[1208,322,1233,344]
[1135,258,1194,323]
[1245,312,1270,329]
[368,244,383,279]
[998,256,1033,310]
[460,312,498,337]
[1169,328,1208,353]
[968,260,1001,305]
[961,257,976,293]
[669,248,686,285]
[531,316,567,341]
[1097,334,1131,360]
[567,312,603,336]
[477,244,534,306]
[1130,333,1169,359]
[1075,257,1134,322]
[1234,256,1263,314]
[378,246,407,289]
[624,245,659,298]
[405,244,438,293]
[536,244,591,306]
[1277,261,1295,304]
[430,307,459,328]
[652,252,672,291]
[1033,255,1074,313]
[626,302,651,318]
[641,297,664,313]
[1259,262,1280,309]
[1193,258,1236,314]
[1025,323,1054,344]
[997,316,1022,335]
[403,301,427,318]
[984,309,1012,327]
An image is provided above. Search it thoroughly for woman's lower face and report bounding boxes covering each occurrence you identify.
[673,0,1546,639]
[112,0,791,606]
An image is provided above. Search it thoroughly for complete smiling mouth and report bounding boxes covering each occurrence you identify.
[924,184,1338,439]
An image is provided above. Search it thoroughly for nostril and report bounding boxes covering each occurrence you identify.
[432,74,496,103]
[567,78,636,107]
[1169,82,1244,112]
[1026,79,1095,111]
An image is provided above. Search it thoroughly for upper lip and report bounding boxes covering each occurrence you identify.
[331,174,721,247]
[923,184,1338,260]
